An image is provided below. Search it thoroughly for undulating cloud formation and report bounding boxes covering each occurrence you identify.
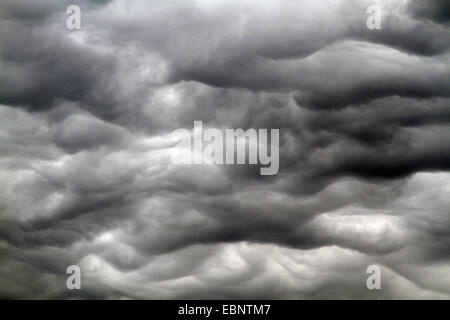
[0,0,449,299]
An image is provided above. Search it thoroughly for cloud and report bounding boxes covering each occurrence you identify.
[0,0,449,299]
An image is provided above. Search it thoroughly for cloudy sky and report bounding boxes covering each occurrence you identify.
[0,0,449,299]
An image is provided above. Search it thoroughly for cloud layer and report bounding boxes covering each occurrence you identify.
[0,0,449,299]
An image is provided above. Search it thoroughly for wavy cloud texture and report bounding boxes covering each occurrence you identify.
[0,0,449,299]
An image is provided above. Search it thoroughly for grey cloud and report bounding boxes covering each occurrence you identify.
[408,0,450,24]
[0,0,449,300]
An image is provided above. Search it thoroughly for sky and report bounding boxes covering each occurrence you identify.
[0,0,449,299]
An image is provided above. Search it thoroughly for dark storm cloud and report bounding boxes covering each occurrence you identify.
[408,0,450,23]
[277,97,450,181]
[1,0,449,115]
[0,0,449,299]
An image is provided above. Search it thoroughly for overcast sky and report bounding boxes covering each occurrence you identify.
[0,0,449,299]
